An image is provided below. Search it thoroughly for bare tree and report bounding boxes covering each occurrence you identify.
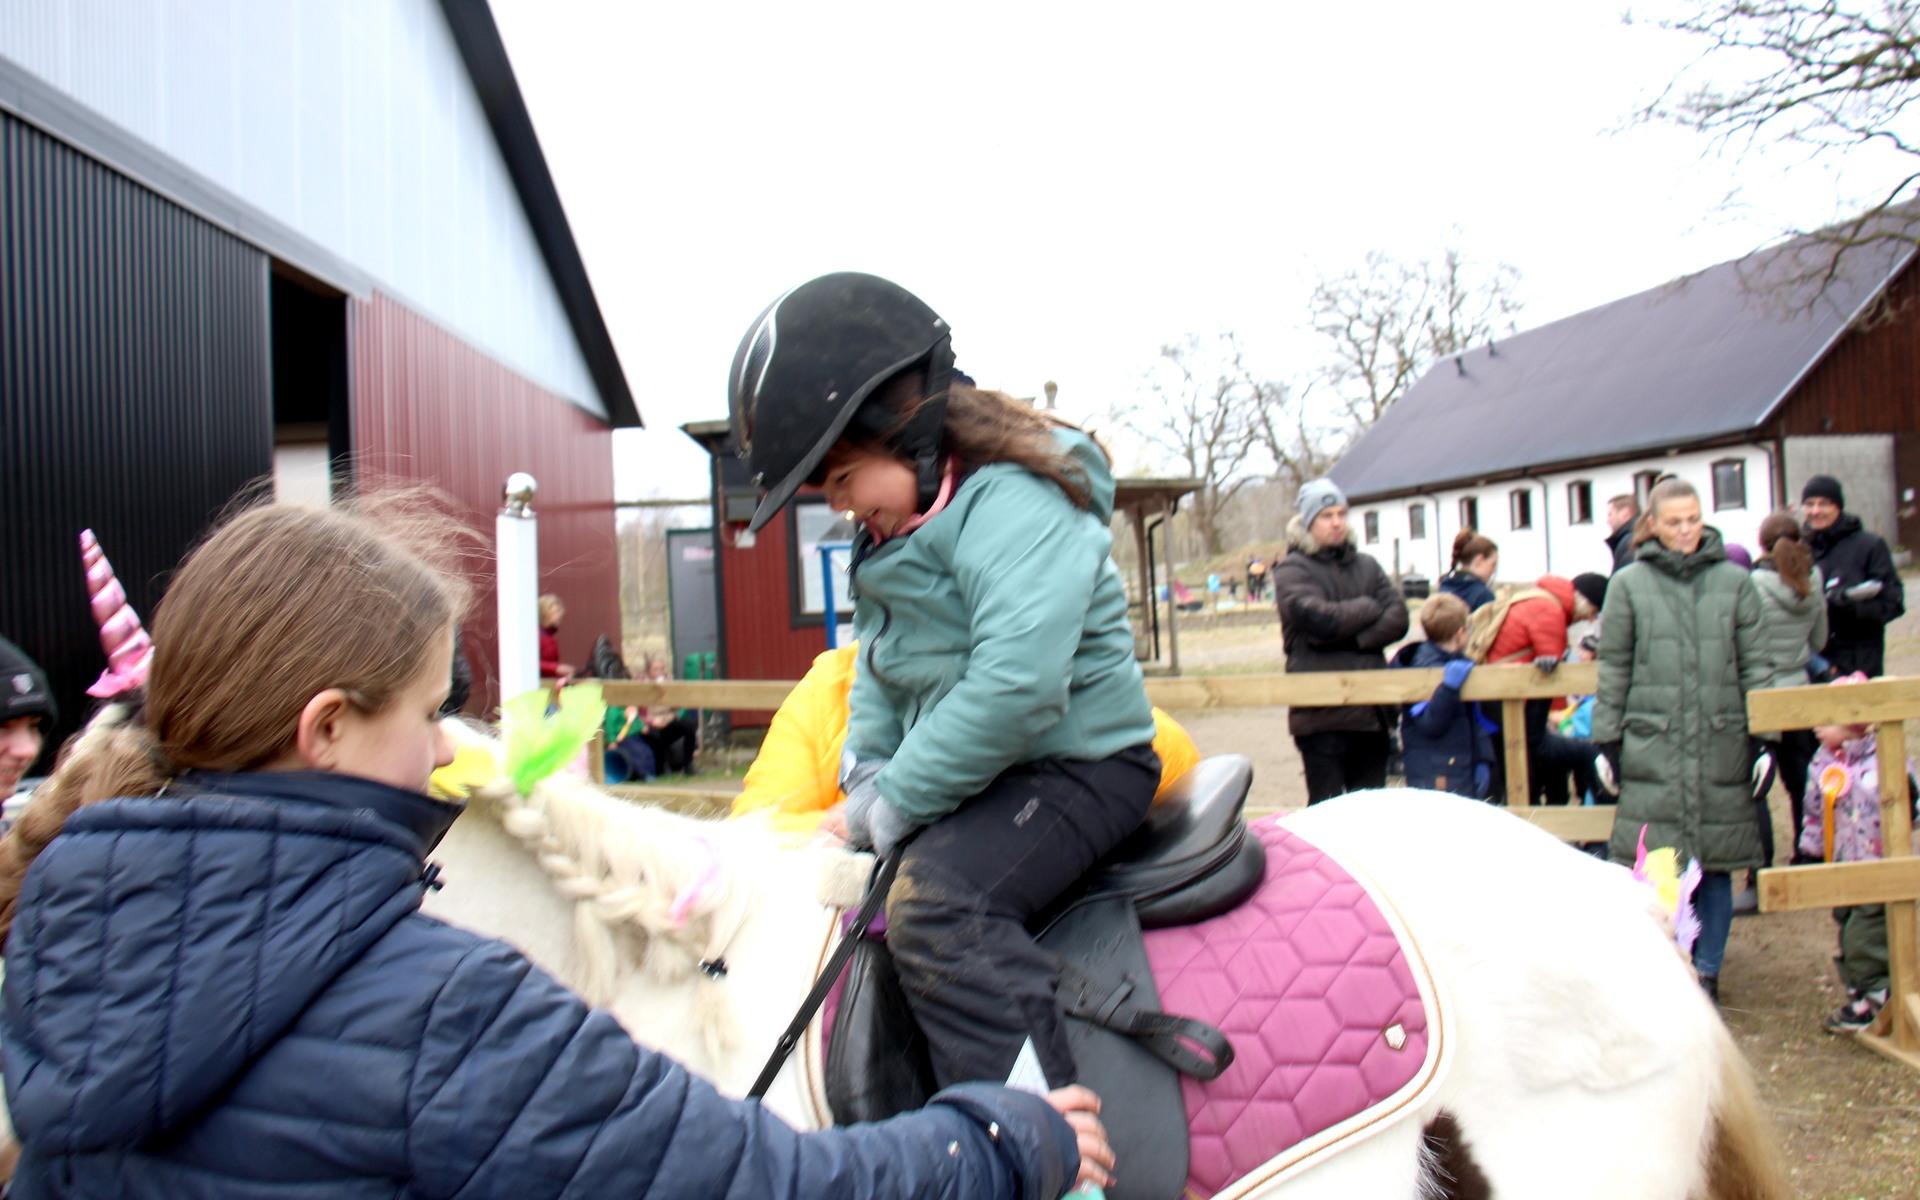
[1308,248,1522,428]
[1117,333,1274,555]
[1636,1,1920,288]
[1252,381,1343,501]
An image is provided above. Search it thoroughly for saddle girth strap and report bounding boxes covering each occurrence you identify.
[1057,961,1235,1081]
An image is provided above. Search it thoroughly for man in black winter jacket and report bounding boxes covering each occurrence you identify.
[1271,479,1410,804]
[1604,494,1639,573]
[1802,474,1906,677]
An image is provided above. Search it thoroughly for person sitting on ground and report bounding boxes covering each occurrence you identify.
[1801,474,1906,678]
[537,592,575,681]
[1438,530,1498,611]
[0,637,54,816]
[1271,478,1410,804]
[638,655,700,775]
[731,642,1203,836]
[1391,594,1495,800]
[0,500,1108,1198]
[1795,675,1917,1033]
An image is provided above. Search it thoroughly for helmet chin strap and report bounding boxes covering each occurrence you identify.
[899,337,956,513]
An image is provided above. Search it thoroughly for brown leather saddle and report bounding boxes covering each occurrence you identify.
[827,754,1263,1200]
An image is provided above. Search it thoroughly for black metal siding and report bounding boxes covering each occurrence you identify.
[2,111,270,766]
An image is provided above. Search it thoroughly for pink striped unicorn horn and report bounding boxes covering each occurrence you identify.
[80,529,154,698]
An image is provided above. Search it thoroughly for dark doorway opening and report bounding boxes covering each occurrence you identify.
[270,266,350,503]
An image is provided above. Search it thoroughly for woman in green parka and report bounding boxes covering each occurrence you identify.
[1592,478,1770,1003]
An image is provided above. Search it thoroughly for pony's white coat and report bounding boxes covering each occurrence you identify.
[426,775,1748,1199]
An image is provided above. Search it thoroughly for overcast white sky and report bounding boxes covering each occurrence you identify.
[489,0,1913,501]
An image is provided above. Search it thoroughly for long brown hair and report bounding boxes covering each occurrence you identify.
[0,497,469,941]
[1451,529,1497,570]
[1757,511,1813,598]
[871,375,1095,509]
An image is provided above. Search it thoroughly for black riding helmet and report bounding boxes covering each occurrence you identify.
[728,272,955,533]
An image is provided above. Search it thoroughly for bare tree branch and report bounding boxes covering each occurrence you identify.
[1112,333,1275,554]
[1636,0,1920,292]
[1308,248,1522,431]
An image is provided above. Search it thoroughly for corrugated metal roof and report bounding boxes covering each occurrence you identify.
[1331,227,1918,501]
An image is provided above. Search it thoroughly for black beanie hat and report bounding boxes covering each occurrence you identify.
[1801,475,1845,508]
[0,636,57,729]
[1572,573,1609,613]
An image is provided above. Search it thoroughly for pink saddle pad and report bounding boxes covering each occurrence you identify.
[1145,816,1432,1196]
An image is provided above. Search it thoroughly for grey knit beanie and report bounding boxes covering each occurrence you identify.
[1296,478,1348,528]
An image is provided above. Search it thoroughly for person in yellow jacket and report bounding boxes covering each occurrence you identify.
[731,643,1200,835]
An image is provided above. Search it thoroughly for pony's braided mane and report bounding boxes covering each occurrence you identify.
[450,722,766,1059]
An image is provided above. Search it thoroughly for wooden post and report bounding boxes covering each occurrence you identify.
[1131,507,1153,664]
[1161,498,1181,677]
[1749,676,1920,1072]
[1873,718,1918,1054]
[1502,698,1530,808]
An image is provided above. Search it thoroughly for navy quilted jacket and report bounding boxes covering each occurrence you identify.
[1,772,1076,1198]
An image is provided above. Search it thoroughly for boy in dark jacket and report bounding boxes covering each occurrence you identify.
[1394,594,1495,799]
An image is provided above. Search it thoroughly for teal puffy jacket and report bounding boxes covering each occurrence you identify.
[847,431,1157,823]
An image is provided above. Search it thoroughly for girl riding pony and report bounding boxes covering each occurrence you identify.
[729,272,1160,1094]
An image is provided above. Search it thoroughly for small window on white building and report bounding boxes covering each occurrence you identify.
[1567,480,1593,525]
[1407,503,1427,541]
[1460,496,1479,531]
[1633,469,1663,508]
[1509,488,1533,530]
[1363,511,1380,544]
[1711,458,1747,511]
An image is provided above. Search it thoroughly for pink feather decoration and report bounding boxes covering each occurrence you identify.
[1672,860,1703,957]
[80,529,154,698]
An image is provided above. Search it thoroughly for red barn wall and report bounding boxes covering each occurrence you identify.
[1773,259,1920,438]
[706,458,836,722]
[349,293,619,714]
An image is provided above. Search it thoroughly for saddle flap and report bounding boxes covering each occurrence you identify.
[824,936,937,1124]
[1037,896,1191,1200]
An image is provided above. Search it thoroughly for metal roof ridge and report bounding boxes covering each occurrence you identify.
[437,0,641,429]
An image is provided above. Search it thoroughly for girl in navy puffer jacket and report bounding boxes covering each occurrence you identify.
[0,500,1106,1199]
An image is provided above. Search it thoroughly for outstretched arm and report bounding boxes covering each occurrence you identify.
[408,940,1079,1200]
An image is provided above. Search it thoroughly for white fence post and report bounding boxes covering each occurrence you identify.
[496,473,539,704]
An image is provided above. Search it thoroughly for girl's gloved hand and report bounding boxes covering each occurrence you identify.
[840,758,886,849]
[866,798,919,858]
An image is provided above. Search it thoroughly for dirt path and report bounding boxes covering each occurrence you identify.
[1166,589,1920,1196]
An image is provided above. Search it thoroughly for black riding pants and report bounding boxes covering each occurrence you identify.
[1296,730,1391,805]
[885,743,1159,1090]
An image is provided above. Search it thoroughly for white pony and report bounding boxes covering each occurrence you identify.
[424,754,1786,1200]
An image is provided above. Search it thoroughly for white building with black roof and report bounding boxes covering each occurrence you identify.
[1333,224,1920,583]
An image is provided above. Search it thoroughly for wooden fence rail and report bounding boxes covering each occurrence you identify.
[598,663,1605,838]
